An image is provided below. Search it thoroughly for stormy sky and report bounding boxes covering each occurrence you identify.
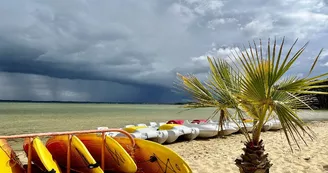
[0,0,328,103]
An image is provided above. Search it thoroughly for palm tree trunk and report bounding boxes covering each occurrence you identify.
[253,106,268,145]
[252,119,264,145]
[235,140,272,173]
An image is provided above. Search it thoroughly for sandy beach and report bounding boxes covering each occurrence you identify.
[14,121,328,173]
[167,121,328,173]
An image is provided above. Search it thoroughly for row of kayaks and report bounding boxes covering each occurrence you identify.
[1,133,192,173]
[103,119,283,144]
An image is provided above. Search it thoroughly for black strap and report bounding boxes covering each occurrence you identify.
[149,155,158,162]
[47,169,56,173]
[88,162,100,169]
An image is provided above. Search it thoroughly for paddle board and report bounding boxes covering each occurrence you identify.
[114,137,192,173]
[23,137,62,173]
[0,139,25,173]
[77,133,137,173]
[46,135,104,173]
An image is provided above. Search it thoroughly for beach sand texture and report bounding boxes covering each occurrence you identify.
[15,121,328,173]
[167,121,328,173]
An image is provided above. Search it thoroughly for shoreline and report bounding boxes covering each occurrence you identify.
[0,101,328,110]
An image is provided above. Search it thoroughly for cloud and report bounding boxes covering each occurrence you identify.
[0,72,184,103]
[324,62,328,66]
[0,0,327,102]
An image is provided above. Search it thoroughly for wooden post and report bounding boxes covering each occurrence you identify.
[67,135,72,173]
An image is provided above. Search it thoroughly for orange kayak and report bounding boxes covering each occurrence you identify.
[46,135,103,173]
[76,133,137,173]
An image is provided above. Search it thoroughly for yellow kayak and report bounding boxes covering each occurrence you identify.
[0,139,25,173]
[23,137,62,173]
[77,133,137,173]
[114,137,192,173]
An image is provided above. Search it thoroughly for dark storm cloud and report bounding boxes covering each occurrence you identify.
[0,41,154,87]
[0,0,327,102]
[0,72,185,103]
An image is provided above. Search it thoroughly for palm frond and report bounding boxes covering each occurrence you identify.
[308,48,323,76]
[277,77,328,94]
[274,101,314,150]
[176,73,216,105]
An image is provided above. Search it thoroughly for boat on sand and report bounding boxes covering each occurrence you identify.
[169,119,239,137]
[157,123,200,143]
[98,126,169,144]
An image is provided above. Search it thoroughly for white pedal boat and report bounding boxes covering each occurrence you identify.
[182,120,218,138]
[157,124,200,143]
[261,123,271,131]
[204,118,281,132]
[233,120,254,133]
[192,119,240,136]
[139,121,200,143]
[97,126,169,144]
[198,119,254,133]
[266,119,282,131]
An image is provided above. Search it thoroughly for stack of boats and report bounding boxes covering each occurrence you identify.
[103,118,283,144]
[0,118,282,173]
[1,130,193,173]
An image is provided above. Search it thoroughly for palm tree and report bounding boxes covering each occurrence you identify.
[176,38,328,173]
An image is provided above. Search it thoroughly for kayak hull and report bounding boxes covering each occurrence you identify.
[77,133,137,173]
[0,139,25,173]
[46,135,103,173]
[23,137,62,173]
[114,137,192,173]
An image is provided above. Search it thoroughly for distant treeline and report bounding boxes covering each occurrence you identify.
[312,80,328,109]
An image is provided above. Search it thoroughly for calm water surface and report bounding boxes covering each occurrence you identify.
[0,102,327,150]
